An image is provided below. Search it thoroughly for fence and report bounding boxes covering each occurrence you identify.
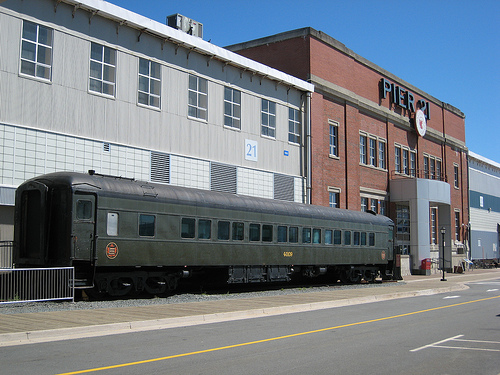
[0,267,74,304]
[0,241,13,269]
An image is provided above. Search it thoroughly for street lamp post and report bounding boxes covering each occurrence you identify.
[440,227,447,281]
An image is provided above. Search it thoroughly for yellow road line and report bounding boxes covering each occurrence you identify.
[57,295,500,375]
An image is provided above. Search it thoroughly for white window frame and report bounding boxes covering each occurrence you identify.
[89,42,116,97]
[360,134,367,164]
[138,58,161,109]
[423,153,442,180]
[224,87,241,129]
[261,99,276,138]
[188,74,208,120]
[454,163,459,188]
[20,20,53,81]
[288,108,300,144]
[395,144,416,177]
[378,140,386,169]
[328,186,341,208]
[329,120,339,158]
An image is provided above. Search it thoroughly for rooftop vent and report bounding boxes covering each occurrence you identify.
[167,14,203,39]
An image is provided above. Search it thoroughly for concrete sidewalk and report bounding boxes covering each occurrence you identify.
[1,269,499,347]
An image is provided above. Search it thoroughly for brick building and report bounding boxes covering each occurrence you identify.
[228,28,469,274]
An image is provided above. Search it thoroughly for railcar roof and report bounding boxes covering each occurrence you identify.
[22,172,393,226]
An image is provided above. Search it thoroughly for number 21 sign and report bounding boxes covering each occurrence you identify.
[245,139,258,162]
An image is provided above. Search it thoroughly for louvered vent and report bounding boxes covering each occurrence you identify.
[211,163,237,194]
[274,174,294,201]
[150,152,170,183]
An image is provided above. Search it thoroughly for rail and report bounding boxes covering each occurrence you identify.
[390,169,447,182]
[0,241,13,269]
[0,267,75,304]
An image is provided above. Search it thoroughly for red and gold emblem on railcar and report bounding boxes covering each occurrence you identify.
[106,242,118,259]
[381,250,386,260]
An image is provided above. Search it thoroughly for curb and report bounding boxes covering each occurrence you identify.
[0,283,469,347]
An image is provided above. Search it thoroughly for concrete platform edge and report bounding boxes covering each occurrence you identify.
[0,282,470,347]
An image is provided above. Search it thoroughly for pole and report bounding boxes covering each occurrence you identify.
[441,227,447,281]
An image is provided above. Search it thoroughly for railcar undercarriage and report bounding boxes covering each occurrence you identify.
[83,263,394,299]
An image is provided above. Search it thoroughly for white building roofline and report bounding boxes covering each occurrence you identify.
[469,151,500,170]
[60,0,314,93]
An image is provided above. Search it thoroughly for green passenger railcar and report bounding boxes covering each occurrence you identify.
[14,171,396,297]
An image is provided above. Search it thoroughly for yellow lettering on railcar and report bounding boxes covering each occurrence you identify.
[283,251,293,257]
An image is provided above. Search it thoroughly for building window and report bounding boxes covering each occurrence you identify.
[224,87,241,129]
[395,144,416,176]
[188,74,208,120]
[430,207,437,244]
[395,147,401,173]
[396,205,410,235]
[138,58,161,108]
[423,154,442,180]
[361,197,368,212]
[329,189,340,208]
[370,198,378,213]
[402,149,409,175]
[410,151,416,177]
[378,141,386,169]
[261,99,276,138]
[20,21,53,80]
[89,42,116,96]
[360,135,367,164]
[329,121,338,157]
[379,200,386,216]
[455,211,460,242]
[288,108,300,144]
[454,164,459,188]
[369,138,377,166]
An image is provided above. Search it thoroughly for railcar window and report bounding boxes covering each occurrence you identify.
[181,218,195,238]
[369,233,375,246]
[361,232,367,246]
[232,222,244,241]
[302,228,311,244]
[289,227,298,243]
[325,230,332,245]
[249,224,260,241]
[198,219,211,239]
[333,230,341,245]
[278,226,287,243]
[353,231,360,246]
[262,225,273,242]
[76,200,92,220]
[344,231,351,245]
[107,213,118,236]
[139,214,155,237]
[218,221,230,240]
[313,228,321,244]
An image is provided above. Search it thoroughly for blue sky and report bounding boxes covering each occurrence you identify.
[108,0,499,163]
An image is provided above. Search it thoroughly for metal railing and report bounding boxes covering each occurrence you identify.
[0,267,74,304]
[0,241,13,269]
[391,169,447,182]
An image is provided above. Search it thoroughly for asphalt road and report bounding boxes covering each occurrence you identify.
[1,279,499,375]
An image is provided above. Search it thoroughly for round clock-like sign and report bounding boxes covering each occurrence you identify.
[415,109,427,137]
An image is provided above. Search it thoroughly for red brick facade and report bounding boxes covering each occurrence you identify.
[228,28,468,252]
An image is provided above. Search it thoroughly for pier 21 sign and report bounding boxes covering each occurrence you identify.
[380,78,431,136]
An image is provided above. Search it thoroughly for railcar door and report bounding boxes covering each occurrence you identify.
[72,193,96,261]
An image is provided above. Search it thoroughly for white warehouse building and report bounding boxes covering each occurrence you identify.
[468,151,500,261]
[0,0,314,240]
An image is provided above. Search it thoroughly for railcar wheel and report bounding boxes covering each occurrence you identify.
[363,270,375,283]
[348,270,362,284]
[109,277,134,296]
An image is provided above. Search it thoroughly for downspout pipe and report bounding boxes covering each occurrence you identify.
[306,92,312,204]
